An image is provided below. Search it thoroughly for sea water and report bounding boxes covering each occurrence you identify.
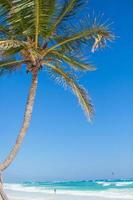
[4,179,133,199]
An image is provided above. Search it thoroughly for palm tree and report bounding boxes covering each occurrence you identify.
[0,0,113,199]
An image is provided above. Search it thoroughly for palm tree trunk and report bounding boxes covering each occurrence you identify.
[0,173,8,200]
[0,73,38,172]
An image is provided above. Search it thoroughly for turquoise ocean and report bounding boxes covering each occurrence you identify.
[4,179,133,199]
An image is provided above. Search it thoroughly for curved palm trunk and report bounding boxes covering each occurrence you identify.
[0,173,8,200]
[0,73,38,171]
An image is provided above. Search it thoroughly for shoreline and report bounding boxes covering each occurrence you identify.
[5,188,133,200]
[4,180,133,200]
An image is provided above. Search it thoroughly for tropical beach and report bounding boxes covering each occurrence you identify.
[0,0,133,200]
[4,180,133,200]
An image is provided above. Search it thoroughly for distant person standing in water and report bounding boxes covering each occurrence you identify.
[54,188,56,194]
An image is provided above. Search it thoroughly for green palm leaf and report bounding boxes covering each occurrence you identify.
[0,0,12,7]
[0,59,29,76]
[0,0,12,13]
[0,59,28,68]
[50,50,96,71]
[44,62,93,120]
[46,26,113,53]
[0,40,26,50]
[49,0,83,35]
[34,0,56,46]
[0,0,12,23]
[9,0,56,39]
[35,0,40,47]
[1,47,23,57]
[0,25,11,37]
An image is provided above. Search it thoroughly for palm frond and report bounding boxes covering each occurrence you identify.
[39,0,56,37]
[1,46,23,57]
[9,0,34,36]
[0,25,11,37]
[71,82,93,121]
[46,26,113,54]
[43,62,93,120]
[0,39,26,50]
[0,59,29,68]
[34,0,56,45]
[0,0,12,8]
[0,0,12,24]
[8,0,56,39]
[0,0,12,14]
[35,0,39,47]
[49,0,83,34]
[0,59,29,76]
[50,50,96,71]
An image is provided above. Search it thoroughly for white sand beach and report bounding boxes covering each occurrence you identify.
[5,188,133,200]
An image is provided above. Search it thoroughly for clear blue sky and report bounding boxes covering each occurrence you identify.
[0,0,133,182]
